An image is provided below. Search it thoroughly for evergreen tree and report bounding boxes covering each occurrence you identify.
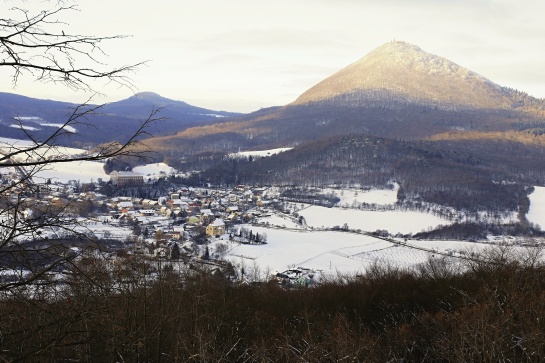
[170,243,180,260]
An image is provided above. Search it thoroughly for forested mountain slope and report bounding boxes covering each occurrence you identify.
[194,134,538,213]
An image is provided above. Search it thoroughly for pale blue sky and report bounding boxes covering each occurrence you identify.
[2,0,545,112]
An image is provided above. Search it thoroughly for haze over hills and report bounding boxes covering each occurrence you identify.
[0,92,241,147]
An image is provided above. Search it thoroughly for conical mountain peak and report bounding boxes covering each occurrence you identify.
[134,91,162,99]
[361,41,485,80]
[293,41,511,110]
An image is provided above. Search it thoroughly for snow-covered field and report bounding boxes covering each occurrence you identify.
[257,214,302,229]
[30,159,176,184]
[0,137,35,148]
[0,137,87,157]
[0,139,185,184]
[0,137,106,183]
[299,206,450,235]
[214,226,501,276]
[33,160,108,184]
[74,219,133,240]
[326,184,399,206]
[528,186,545,229]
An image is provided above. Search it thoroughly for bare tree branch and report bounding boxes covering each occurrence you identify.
[0,1,158,297]
[0,4,146,93]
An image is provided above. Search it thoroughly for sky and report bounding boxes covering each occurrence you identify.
[2,0,545,113]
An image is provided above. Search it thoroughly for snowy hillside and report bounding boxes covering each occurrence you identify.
[228,147,292,159]
[133,163,175,177]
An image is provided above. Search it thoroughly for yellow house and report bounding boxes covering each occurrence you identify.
[206,219,225,237]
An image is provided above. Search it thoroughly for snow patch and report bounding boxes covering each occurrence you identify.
[133,163,174,177]
[199,113,226,118]
[527,186,545,229]
[228,147,292,159]
[9,124,40,131]
[40,123,78,133]
[13,116,43,121]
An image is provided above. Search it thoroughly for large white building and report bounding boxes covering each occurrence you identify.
[109,171,144,186]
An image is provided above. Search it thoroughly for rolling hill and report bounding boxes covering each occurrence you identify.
[0,92,242,148]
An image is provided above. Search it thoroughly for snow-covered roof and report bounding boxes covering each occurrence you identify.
[139,209,155,214]
[110,171,143,176]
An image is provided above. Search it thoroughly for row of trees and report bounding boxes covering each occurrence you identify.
[230,226,267,244]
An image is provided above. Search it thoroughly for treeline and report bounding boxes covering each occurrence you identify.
[229,226,267,244]
[3,248,545,361]
[279,187,340,207]
[413,222,545,241]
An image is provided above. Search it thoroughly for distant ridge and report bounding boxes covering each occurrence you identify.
[101,92,236,118]
[131,91,189,105]
[292,41,527,110]
[0,92,243,146]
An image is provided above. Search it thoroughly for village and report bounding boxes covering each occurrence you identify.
[0,164,322,285]
[3,159,544,289]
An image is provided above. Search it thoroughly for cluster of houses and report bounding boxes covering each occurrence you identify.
[1,160,282,243]
[21,175,280,253]
[1,164,331,286]
[107,184,274,238]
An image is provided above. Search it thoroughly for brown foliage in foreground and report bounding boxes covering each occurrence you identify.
[1,250,545,362]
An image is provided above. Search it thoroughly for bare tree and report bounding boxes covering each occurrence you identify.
[1,2,144,92]
[0,1,158,294]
